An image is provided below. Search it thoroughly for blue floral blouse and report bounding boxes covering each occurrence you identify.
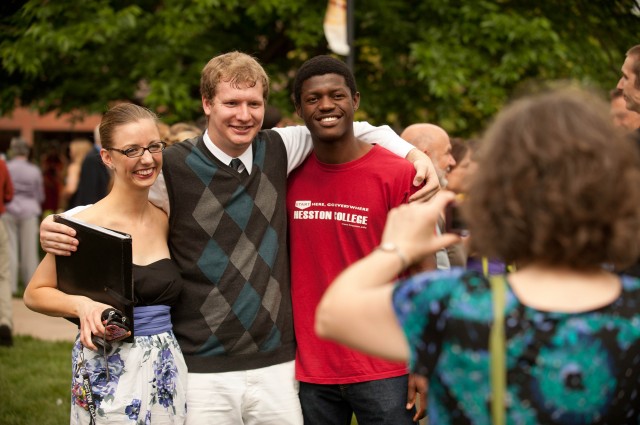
[392,268,640,424]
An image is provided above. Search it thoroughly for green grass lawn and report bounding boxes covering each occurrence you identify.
[0,336,73,425]
[0,335,362,424]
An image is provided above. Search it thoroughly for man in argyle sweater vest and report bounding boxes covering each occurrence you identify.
[162,131,294,373]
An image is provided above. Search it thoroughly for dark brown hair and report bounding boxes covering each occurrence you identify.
[450,137,469,164]
[466,87,640,269]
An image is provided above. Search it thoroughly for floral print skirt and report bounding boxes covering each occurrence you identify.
[70,330,187,424]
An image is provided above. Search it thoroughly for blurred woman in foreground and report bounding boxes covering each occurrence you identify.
[316,87,640,424]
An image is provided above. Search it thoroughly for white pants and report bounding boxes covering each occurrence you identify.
[0,219,12,328]
[185,360,303,425]
[2,214,39,294]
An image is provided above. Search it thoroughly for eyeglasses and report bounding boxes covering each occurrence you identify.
[106,141,166,158]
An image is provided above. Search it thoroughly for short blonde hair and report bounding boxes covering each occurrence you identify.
[200,51,269,102]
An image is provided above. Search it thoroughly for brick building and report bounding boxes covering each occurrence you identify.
[0,106,101,155]
[0,107,103,212]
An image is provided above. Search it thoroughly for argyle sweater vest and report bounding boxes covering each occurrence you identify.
[163,131,294,372]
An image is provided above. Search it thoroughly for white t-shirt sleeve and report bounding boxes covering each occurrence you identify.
[353,122,413,157]
[273,122,414,176]
[272,126,314,176]
[62,205,91,217]
[149,171,170,215]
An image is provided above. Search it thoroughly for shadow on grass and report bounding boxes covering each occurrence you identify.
[0,335,72,425]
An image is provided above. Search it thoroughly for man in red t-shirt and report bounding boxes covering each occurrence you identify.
[287,55,425,424]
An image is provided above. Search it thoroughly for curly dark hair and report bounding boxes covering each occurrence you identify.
[465,87,640,269]
[293,55,357,107]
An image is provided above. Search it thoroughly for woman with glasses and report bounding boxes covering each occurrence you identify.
[24,103,187,424]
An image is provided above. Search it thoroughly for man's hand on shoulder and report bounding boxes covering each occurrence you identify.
[405,148,440,202]
[40,214,78,256]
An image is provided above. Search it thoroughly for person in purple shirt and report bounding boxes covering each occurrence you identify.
[3,137,44,294]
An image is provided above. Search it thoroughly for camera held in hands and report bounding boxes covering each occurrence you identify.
[91,308,131,354]
[444,197,469,237]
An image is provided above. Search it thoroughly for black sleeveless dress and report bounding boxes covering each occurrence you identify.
[70,258,187,424]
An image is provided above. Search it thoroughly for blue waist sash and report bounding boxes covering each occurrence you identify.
[133,305,172,336]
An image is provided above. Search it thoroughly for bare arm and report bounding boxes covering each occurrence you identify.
[23,254,114,350]
[315,191,459,361]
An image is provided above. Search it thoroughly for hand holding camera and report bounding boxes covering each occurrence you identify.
[379,192,461,268]
[91,308,131,354]
[444,194,469,236]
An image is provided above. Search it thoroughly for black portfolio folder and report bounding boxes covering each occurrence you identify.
[54,214,135,341]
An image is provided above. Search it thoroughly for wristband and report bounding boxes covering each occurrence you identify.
[376,242,409,270]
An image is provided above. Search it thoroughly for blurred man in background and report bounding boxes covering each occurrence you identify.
[610,88,640,132]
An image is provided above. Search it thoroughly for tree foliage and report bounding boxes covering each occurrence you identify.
[1,0,638,135]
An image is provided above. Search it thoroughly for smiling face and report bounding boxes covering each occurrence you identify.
[101,118,162,190]
[617,55,640,114]
[295,73,360,143]
[202,80,265,157]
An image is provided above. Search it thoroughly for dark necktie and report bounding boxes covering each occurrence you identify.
[229,158,243,173]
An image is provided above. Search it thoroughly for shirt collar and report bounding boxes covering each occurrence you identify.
[203,130,253,173]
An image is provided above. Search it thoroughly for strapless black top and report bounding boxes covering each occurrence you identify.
[132,258,182,307]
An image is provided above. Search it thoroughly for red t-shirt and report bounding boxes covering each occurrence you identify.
[287,145,417,384]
